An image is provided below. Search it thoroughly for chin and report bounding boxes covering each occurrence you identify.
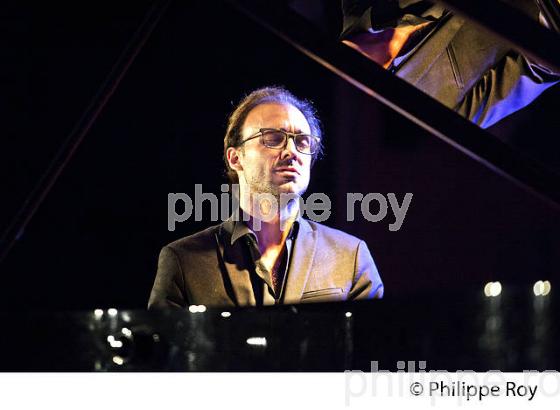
[278,182,307,197]
[269,174,308,195]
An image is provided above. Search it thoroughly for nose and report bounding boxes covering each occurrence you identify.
[281,136,299,160]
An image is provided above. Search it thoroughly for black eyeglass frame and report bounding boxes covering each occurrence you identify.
[236,128,321,155]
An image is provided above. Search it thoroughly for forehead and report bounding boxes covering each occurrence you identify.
[242,103,311,135]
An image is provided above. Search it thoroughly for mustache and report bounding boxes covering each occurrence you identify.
[276,159,297,167]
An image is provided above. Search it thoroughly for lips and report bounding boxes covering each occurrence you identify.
[275,167,300,175]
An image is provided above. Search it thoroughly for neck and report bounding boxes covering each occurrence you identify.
[249,214,295,251]
[237,186,300,250]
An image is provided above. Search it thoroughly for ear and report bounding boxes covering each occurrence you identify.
[226,146,243,172]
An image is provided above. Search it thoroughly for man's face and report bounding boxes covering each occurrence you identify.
[235,102,312,197]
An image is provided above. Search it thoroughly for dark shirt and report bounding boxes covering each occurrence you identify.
[230,219,300,305]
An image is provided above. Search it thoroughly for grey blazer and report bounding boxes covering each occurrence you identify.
[341,0,559,128]
[148,218,384,308]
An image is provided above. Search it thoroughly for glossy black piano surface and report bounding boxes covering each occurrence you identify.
[0,288,556,371]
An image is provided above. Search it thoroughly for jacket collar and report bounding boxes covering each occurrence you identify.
[217,215,316,305]
[226,216,301,247]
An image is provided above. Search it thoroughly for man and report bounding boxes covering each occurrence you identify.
[340,0,559,128]
[148,86,383,308]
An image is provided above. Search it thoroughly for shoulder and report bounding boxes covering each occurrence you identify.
[303,219,363,248]
[164,223,222,255]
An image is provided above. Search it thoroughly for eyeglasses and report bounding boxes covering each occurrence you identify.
[237,128,320,155]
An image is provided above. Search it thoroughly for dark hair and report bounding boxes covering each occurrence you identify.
[223,86,324,184]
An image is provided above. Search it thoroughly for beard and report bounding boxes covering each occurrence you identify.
[243,172,281,198]
[238,169,308,225]
[242,169,308,200]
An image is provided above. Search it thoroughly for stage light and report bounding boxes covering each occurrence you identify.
[107,308,118,317]
[345,312,352,318]
[93,309,103,319]
[221,311,231,318]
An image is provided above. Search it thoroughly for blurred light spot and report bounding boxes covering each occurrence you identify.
[153,334,160,342]
[121,328,132,337]
[112,356,124,366]
[543,280,551,296]
[221,311,231,318]
[345,312,352,318]
[534,280,544,296]
[491,282,502,297]
[107,308,118,317]
[246,337,267,347]
[93,309,103,319]
[534,280,551,296]
[109,340,123,348]
[121,312,131,322]
[484,281,502,297]
[188,305,207,313]
[107,334,123,348]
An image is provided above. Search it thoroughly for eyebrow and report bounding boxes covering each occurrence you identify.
[279,127,306,134]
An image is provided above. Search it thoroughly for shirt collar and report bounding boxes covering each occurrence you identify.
[229,217,301,246]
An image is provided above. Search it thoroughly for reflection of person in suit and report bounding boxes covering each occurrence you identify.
[340,0,559,128]
[148,87,384,308]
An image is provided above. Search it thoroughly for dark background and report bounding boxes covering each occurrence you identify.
[1,1,559,310]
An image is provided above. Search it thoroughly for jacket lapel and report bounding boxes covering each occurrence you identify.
[396,14,465,86]
[215,221,256,306]
[283,219,317,304]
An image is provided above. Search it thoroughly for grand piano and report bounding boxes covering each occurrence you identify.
[0,0,558,371]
